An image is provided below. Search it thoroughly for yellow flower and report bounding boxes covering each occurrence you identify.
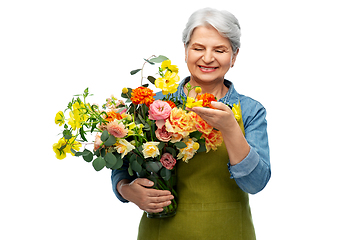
[142,142,160,158]
[114,139,135,158]
[55,111,65,126]
[122,88,129,94]
[177,138,199,163]
[52,137,81,159]
[232,101,241,122]
[68,101,89,130]
[126,122,144,136]
[161,60,179,73]
[185,97,203,108]
[70,138,82,156]
[68,110,82,130]
[155,71,180,95]
[195,87,202,94]
[53,138,68,160]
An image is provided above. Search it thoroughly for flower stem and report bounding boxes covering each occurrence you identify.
[140,55,156,86]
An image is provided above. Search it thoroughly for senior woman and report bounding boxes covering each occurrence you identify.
[111,8,270,239]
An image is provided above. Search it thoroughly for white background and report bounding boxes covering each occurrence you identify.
[1,0,359,239]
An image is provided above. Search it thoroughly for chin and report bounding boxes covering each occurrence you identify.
[191,74,224,83]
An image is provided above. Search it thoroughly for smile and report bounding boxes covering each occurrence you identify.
[198,65,218,72]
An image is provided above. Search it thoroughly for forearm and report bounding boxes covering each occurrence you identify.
[117,179,131,201]
[111,168,137,203]
[228,146,271,194]
[221,118,250,166]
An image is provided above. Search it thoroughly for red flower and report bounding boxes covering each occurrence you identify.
[160,153,176,170]
[197,93,217,108]
[131,87,155,107]
[165,100,176,109]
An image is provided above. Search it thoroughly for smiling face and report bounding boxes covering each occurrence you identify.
[185,25,238,85]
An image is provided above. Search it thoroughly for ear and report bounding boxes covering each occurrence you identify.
[184,44,188,63]
[231,48,239,67]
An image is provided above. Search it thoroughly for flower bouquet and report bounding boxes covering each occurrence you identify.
[53,55,225,218]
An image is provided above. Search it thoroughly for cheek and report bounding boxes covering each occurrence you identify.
[220,55,233,67]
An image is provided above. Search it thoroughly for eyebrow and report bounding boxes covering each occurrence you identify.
[190,43,229,50]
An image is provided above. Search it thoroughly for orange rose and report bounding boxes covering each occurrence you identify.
[189,112,213,135]
[165,107,196,138]
[131,86,155,107]
[202,129,223,152]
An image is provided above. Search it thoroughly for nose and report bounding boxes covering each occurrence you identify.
[202,49,214,64]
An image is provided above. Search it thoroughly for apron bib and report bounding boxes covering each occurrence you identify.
[137,103,255,240]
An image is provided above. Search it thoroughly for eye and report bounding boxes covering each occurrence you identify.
[193,48,204,51]
[215,49,225,53]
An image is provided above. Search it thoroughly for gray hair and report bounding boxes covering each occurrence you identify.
[182,8,241,53]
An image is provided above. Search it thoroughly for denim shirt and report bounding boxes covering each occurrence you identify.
[111,77,271,202]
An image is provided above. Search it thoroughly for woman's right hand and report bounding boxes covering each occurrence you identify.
[117,178,174,213]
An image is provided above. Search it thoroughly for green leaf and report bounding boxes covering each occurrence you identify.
[197,141,207,153]
[100,148,106,157]
[160,168,171,181]
[147,76,156,84]
[136,168,147,178]
[90,122,97,133]
[174,141,187,149]
[101,130,109,142]
[145,161,162,173]
[92,157,106,171]
[128,166,134,176]
[137,114,146,125]
[63,130,72,140]
[129,153,137,163]
[121,88,132,99]
[80,127,88,142]
[82,149,93,162]
[158,142,165,151]
[104,135,116,147]
[144,58,155,65]
[165,147,176,157]
[137,157,144,166]
[105,152,117,168]
[143,122,150,131]
[190,131,203,140]
[130,69,141,75]
[73,149,82,156]
[112,158,123,169]
[149,55,168,63]
[128,103,136,115]
[116,107,126,113]
[131,160,143,173]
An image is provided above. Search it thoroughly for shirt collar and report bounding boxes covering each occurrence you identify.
[178,77,235,105]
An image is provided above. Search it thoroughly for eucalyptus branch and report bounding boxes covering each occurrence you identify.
[140,55,156,86]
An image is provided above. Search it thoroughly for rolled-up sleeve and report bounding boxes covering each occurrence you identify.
[111,161,137,202]
[228,102,271,194]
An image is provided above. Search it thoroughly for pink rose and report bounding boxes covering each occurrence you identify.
[155,125,172,142]
[94,134,103,151]
[148,100,172,120]
[106,121,128,138]
[160,153,176,170]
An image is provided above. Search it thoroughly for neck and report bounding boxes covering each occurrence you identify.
[185,76,228,100]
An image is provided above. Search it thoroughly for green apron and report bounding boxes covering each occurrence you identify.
[137,104,256,240]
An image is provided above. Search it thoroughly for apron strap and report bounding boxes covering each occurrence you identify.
[237,100,246,136]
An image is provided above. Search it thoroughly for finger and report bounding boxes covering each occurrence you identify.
[135,178,154,188]
[209,101,228,110]
[149,194,174,203]
[147,200,172,212]
[147,189,172,197]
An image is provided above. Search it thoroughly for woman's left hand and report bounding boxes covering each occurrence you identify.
[187,101,237,134]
